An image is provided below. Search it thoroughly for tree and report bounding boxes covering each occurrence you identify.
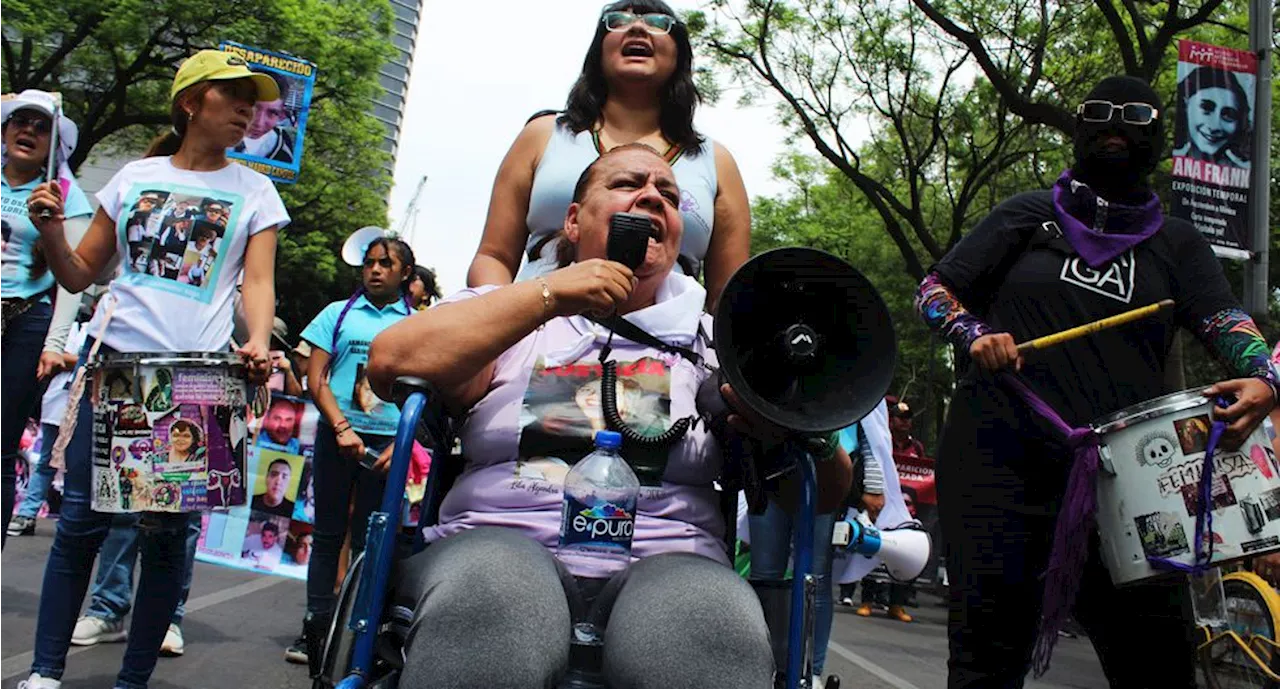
[751,153,955,447]
[2,0,398,334]
[910,0,1233,134]
[690,0,1059,280]
[691,0,1251,280]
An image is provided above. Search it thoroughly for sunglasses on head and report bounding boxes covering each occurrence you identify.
[1076,100,1159,126]
[602,10,676,35]
[8,112,52,135]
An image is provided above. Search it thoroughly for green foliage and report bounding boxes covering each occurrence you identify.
[2,0,397,335]
[693,0,1272,432]
[751,159,953,447]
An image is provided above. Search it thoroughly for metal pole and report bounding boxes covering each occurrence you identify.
[1244,0,1273,318]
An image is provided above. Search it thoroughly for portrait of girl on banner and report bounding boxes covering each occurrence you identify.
[1172,64,1254,169]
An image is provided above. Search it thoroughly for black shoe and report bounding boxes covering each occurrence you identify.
[303,611,333,678]
[284,636,308,665]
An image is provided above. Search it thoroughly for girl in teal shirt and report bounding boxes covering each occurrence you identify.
[288,235,416,666]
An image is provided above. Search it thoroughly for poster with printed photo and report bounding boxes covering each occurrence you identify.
[219,41,316,185]
[196,395,321,580]
[1169,40,1258,259]
[117,184,241,304]
[518,356,673,484]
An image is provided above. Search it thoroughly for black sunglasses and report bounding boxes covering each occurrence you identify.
[8,112,52,134]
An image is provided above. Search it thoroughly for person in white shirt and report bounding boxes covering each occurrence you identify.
[22,49,287,689]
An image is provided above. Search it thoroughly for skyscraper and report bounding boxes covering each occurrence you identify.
[374,0,423,162]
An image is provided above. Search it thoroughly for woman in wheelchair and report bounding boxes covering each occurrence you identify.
[369,144,852,689]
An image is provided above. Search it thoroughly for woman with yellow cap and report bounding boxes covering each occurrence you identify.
[21,50,288,689]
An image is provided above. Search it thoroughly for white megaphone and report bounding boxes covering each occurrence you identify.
[835,518,933,581]
[341,226,391,267]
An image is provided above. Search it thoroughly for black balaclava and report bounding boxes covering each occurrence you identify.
[1071,76,1164,200]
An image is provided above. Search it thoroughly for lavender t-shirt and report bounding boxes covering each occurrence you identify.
[424,275,729,578]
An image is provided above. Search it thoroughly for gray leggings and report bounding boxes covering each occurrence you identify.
[398,527,774,689]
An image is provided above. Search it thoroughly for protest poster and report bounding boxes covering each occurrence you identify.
[196,394,316,580]
[1169,39,1258,259]
[218,41,317,185]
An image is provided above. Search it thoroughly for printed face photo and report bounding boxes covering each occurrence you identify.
[351,363,381,415]
[258,398,303,447]
[230,67,305,168]
[1186,87,1240,156]
[258,457,295,502]
[285,523,314,566]
[1173,415,1211,455]
[250,450,302,519]
[240,511,289,569]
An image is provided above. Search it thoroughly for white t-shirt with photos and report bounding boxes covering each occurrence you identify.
[89,157,289,352]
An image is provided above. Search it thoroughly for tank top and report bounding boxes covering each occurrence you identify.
[519,122,717,281]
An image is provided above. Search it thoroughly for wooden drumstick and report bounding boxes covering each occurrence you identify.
[1016,299,1176,354]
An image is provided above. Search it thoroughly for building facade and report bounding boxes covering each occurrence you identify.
[374,0,423,162]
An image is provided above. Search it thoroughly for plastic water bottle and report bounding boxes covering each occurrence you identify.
[557,430,639,574]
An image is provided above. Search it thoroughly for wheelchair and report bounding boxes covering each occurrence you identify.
[313,376,847,689]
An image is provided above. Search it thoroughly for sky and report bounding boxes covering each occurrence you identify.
[384,0,796,295]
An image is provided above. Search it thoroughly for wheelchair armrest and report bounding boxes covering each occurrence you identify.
[391,376,435,407]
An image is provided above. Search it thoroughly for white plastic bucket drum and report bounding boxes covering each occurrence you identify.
[90,352,250,513]
[1093,388,1280,585]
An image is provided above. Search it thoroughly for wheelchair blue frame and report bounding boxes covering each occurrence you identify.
[335,389,827,689]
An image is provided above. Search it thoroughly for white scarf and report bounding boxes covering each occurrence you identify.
[544,272,706,367]
[836,399,915,584]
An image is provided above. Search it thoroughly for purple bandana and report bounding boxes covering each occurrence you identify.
[1052,170,1163,268]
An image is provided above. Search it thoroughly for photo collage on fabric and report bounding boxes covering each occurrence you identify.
[90,360,248,514]
[120,184,239,301]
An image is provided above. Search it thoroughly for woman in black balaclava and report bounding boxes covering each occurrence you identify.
[914,76,1277,688]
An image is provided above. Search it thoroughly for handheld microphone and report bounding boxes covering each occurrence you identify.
[606,212,655,270]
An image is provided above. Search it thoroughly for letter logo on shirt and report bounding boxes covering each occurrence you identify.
[1059,250,1136,304]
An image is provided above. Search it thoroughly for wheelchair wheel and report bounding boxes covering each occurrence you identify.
[1201,572,1280,689]
[313,550,366,689]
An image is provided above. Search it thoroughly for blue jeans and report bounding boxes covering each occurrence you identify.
[17,423,60,519]
[30,340,191,689]
[305,422,392,615]
[84,511,200,626]
[748,500,838,676]
[2,301,52,546]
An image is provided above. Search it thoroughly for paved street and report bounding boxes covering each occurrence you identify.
[3,520,1117,688]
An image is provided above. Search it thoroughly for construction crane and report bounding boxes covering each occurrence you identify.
[396,175,428,246]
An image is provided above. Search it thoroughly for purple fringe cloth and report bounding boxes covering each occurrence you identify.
[997,374,1100,677]
[999,373,1228,676]
[1146,405,1227,574]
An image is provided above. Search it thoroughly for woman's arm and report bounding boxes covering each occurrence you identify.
[281,360,304,397]
[701,142,751,311]
[917,273,1020,371]
[467,115,557,288]
[369,259,635,409]
[237,228,279,382]
[30,202,118,294]
[307,348,346,429]
[38,215,93,379]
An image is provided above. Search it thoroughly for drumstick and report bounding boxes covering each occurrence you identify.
[39,98,60,220]
[1016,299,1175,354]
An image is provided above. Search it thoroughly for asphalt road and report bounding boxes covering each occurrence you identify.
[2,520,1119,689]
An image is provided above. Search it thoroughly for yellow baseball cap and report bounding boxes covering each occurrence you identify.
[170,50,280,103]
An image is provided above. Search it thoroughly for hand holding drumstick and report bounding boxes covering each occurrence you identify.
[969,299,1176,372]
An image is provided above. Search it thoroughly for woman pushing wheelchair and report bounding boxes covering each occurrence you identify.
[368,144,852,689]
